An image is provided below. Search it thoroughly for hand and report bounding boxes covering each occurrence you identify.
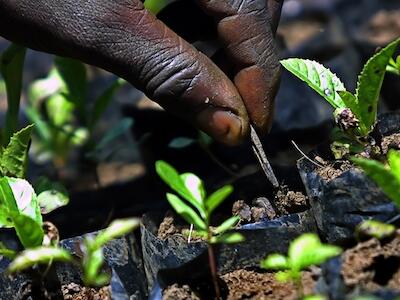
[0,0,282,145]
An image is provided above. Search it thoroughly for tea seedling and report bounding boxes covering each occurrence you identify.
[156,160,244,299]
[281,38,400,158]
[355,220,396,241]
[387,55,400,76]
[261,233,341,298]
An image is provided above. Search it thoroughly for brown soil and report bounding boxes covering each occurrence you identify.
[365,10,400,45]
[222,269,316,300]
[163,284,201,300]
[274,187,308,215]
[381,133,400,155]
[341,233,400,292]
[233,197,278,223]
[316,160,353,181]
[278,19,324,50]
[157,213,182,239]
[61,283,111,300]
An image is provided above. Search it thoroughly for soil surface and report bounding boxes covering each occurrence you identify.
[274,187,308,215]
[365,10,400,45]
[316,160,353,181]
[381,133,400,155]
[341,233,400,292]
[61,283,111,300]
[162,270,316,300]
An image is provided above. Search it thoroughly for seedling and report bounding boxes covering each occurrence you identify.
[281,38,400,158]
[261,233,341,298]
[387,55,400,76]
[355,220,396,241]
[353,150,400,208]
[156,160,244,299]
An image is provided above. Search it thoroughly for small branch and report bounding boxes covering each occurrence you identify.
[291,140,324,168]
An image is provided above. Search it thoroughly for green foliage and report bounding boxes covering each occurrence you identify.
[144,0,177,15]
[0,44,26,146]
[352,150,400,207]
[281,38,400,140]
[261,233,341,284]
[81,218,140,287]
[387,55,400,75]
[7,247,72,273]
[355,220,396,241]
[156,160,244,245]
[0,125,33,178]
[34,177,69,214]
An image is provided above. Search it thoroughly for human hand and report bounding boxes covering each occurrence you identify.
[0,0,282,145]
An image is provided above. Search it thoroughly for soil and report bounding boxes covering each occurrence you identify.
[341,233,400,292]
[61,283,111,300]
[163,284,201,300]
[162,270,316,300]
[274,187,308,215]
[157,213,182,239]
[381,133,400,155]
[365,10,400,46]
[316,160,353,181]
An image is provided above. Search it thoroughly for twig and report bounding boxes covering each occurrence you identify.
[291,140,324,168]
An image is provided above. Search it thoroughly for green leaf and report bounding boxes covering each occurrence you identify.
[13,214,44,248]
[35,178,69,214]
[168,137,196,149]
[166,193,207,231]
[356,220,396,240]
[1,125,34,178]
[303,295,327,300]
[215,216,240,235]
[205,185,233,216]
[46,93,74,126]
[180,173,206,204]
[144,0,177,14]
[8,247,72,273]
[211,232,244,244]
[156,161,203,213]
[355,38,400,135]
[281,59,346,109]
[28,69,62,105]
[82,243,110,287]
[275,271,292,282]
[352,156,400,207]
[289,233,341,271]
[0,242,16,259]
[261,253,289,270]
[388,150,400,183]
[90,78,126,129]
[0,177,19,226]
[0,44,26,146]
[338,91,360,122]
[93,218,140,249]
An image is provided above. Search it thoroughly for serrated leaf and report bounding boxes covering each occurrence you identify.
[0,44,26,146]
[1,125,33,178]
[352,156,400,207]
[8,247,72,273]
[211,232,244,244]
[205,185,233,216]
[215,216,240,235]
[281,59,346,109]
[261,253,289,270]
[93,218,140,248]
[166,193,206,231]
[156,161,203,213]
[355,38,400,135]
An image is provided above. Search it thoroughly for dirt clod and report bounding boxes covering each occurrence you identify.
[317,160,353,181]
[381,133,400,154]
[157,213,181,239]
[232,200,252,223]
[163,284,200,300]
[252,197,277,221]
[222,269,316,300]
[274,187,308,215]
[341,233,400,291]
[61,283,111,300]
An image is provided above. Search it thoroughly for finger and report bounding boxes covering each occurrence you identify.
[0,0,249,145]
[267,0,284,35]
[196,0,281,134]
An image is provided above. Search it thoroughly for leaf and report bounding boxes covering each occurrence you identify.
[155,161,202,212]
[0,44,26,146]
[180,173,206,204]
[93,218,140,249]
[352,156,400,207]
[35,177,69,214]
[281,59,346,109]
[205,185,233,216]
[355,38,400,135]
[338,91,360,122]
[388,150,400,183]
[215,216,240,235]
[46,93,74,126]
[261,253,289,270]
[144,0,177,14]
[0,242,16,259]
[275,271,292,282]
[90,78,126,129]
[28,69,62,105]
[1,125,34,178]
[356,220,396,240]
[8,247,72,273]
[166,193,206,231]
[13,214,44,248]
[168,137,195,149]
[82,243,110,287]
[289,233,341,271]
[211,232,244,244]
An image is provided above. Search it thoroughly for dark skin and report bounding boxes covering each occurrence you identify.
[0,0,283,145]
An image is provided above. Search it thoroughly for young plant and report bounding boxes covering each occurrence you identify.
[261,233,341,298]
[281,38,400,158]
[352,149,400,208]
[155,160,244,299]
[387,54,400,76]
[355,220,396,241]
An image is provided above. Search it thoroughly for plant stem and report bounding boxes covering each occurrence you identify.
[207,236,221,300]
